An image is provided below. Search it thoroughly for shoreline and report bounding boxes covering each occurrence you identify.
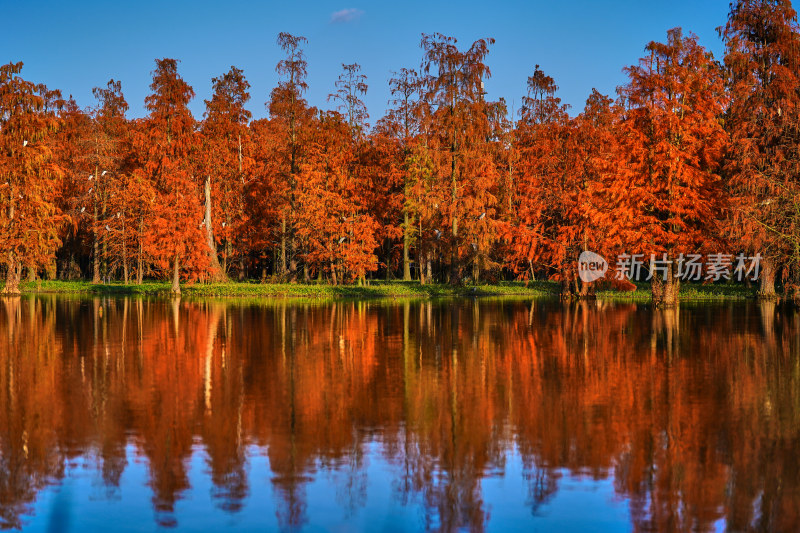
[6,280,759,301]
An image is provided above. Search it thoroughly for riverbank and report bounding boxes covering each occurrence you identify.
[6,279,759,300]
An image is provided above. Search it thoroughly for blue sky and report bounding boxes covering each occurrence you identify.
[2,0,730,121]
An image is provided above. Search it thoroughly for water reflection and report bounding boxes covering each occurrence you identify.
[1,297,799,531]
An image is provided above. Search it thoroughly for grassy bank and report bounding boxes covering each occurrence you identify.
[14,279,560,298]
[6,279,760,301]
[595,281,755,301]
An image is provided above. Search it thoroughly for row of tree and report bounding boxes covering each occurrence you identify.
[2,0,800,305]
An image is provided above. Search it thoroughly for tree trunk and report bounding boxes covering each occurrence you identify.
[93,199,101,283]
[224,240,232,276]
[567,276,592,299]
[2,253,21,295]
[426,253,433,283]
[136,242,143,285]
[280,216,287,278]
[122,217,129,284]
[652,260,679,307]
[449,245,459,285]
[758,257,777,299]
[204,176,226,282]
[580,280,592,298]
[450,134,459,286]
[101,188,108,282]
[559,270,572,299]
[385,240,393,281]
[418,246,426,285]
[171,256,181,296]
[403,211,411,281]
[137,217,144,285]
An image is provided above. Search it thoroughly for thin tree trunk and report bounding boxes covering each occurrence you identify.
[403,212,411,281]
[280,216,287,278]
[224,241,230,275]
[122,215,129,284]
[426,252,433,284]
[136,242,143,285]
[93,198,101,283]
[101,185,108,282]
[171,256,181,295]
[419,248,426,285]
[204,176,226,282]
[450,121,459,285]
[137,217,144,285]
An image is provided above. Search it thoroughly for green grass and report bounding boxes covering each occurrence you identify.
[595,281,755,301]
[13,279,563,299]
[6,278,764,302]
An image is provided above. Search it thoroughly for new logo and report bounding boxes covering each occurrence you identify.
[578,251,608,283]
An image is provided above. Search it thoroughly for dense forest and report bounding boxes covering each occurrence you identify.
[2,0,800,305]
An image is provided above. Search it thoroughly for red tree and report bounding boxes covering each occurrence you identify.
[201,66,253,281]
[0,62,64,293]
[721,0,800,297]
[616,28,728,306]
[134,58,207,295]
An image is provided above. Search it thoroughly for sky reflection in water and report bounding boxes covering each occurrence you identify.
[1,297,797,531]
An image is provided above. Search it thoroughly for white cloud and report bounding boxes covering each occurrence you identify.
[330,8,364,24]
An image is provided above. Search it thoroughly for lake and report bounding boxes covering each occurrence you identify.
[1,296,798,531]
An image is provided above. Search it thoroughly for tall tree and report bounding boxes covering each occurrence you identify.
[506,66,573,291]
[90,79,130,283]
[0,62,64,293]
[419,33,501,284]
[576,89,627,284]
[386,68,422,280]
[201,66,253,281]
[295,112,378,284]
[53,98,92,280]
[721,0,800,297]
[134,58,207,295]
[617,28,728,306]
[267,32,313,279]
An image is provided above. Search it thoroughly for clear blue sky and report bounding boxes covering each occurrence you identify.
[2,0,731,121]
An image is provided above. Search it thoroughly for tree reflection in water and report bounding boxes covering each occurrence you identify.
[0,296,799,531]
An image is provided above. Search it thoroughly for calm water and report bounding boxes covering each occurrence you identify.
[1,296,799,532]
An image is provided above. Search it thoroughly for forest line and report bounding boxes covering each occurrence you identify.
[2,0,799,305]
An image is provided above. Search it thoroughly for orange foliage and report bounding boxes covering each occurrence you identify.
[3,13,800,291]
[0,62,65,293]
[2,298,800,530]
